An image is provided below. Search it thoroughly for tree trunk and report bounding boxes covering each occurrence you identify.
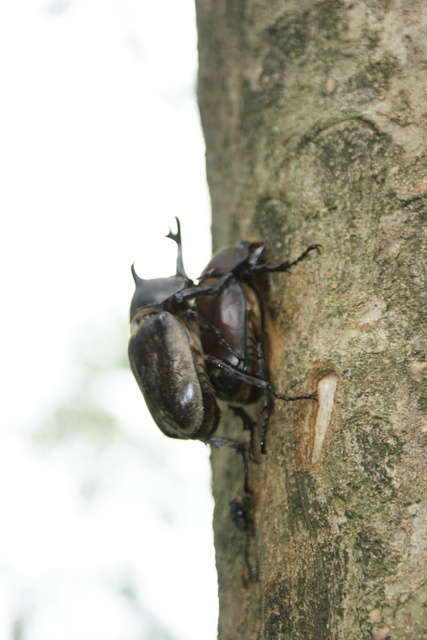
[195,1,427,638]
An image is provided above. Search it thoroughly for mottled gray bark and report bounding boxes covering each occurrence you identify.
[195,1,427,639]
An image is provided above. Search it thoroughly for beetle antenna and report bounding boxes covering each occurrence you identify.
[166,217,187,278]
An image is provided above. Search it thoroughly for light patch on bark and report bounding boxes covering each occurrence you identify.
[408,361,427,382]
[371,627,392,640]
[361,5,427,159]
[311,373,338,463]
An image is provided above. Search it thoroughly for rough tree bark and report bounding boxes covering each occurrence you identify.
[195,1,427,639]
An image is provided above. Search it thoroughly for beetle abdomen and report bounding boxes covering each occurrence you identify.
[198,279,263,405]
[197,280,247,364]
[128,311,219,441]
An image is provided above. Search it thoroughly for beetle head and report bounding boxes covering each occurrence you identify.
[130,217,190,318]
[130,267,186,318]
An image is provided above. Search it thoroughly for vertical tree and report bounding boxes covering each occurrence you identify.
[195,1,427,638]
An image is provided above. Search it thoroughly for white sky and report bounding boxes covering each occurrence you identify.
[0,1,217,639]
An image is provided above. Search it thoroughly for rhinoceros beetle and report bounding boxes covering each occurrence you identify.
[128,218,319,496]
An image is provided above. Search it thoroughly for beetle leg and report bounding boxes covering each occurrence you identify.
[182,308,243,364]
[206,355,317,403]
[253,339,273,455]
[247,244,322,276]
[172,273,234,305]
[230,407,258,462]
[206,436,252,497]
[260,404,272,455]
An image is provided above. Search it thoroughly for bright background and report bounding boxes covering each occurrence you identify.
[0,1,217,639]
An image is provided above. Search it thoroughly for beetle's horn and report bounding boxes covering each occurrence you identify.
[166,217,187,278]
[131,263,144,285]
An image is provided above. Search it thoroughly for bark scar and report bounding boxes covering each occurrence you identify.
[311,372,338,463]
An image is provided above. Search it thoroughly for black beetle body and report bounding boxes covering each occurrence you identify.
[129,310,219,441]
[196,242,267,406]
[128,218,319,498]
[128,219,220,442]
